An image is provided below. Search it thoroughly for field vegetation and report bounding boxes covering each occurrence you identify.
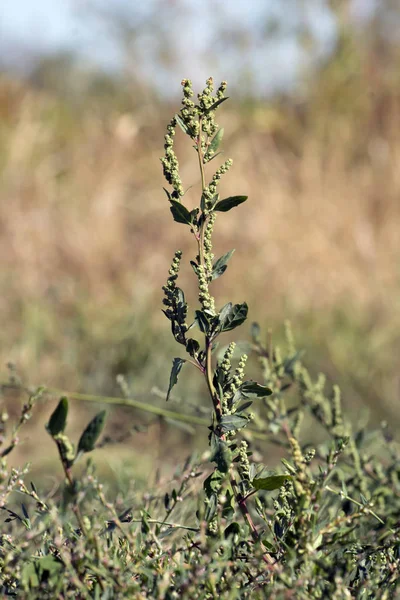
[0,2,400,596]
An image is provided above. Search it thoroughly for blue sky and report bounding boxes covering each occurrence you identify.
[1,1,81,51]
[0,0,376,94]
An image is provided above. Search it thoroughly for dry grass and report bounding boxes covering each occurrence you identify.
[0,62,400,437]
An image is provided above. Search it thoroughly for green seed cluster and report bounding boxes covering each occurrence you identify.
[274,479,293,521]
[202,159,233,211]
[220,343,236,374]
[207,516,218,535]
[220,343,236,413]
[198,78,226,141]
[289,437,306,480]
[162,251,188,345]
[204,213,216,277]
[222,354,248,413]
[238,441,251,482]
[230,354,248,395]
[303,448,316,464]
[162,250,182,311]
[180,79,200,138]
[160,119,184,199]
[197,264,215,313]
[331,384,343,434]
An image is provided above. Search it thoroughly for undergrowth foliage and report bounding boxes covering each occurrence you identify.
[0,78,399,598]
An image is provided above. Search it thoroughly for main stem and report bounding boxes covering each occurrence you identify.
[195,118,274,569]
[196,118,220,420]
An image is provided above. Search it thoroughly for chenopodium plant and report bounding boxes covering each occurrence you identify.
[46,397,106,514]
[161,77,289,564]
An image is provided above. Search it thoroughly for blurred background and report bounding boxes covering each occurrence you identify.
[1,0,400,477]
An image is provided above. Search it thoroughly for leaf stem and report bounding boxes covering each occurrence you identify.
[230,471,276,568]
[205,338,221,420]
[197,117,206,191]
[45,387,209,427]
[325,485,385,526]
[194,117,221,421]
[116,518,200,533]
[4,383,271,440]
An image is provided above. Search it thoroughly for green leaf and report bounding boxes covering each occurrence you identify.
[208,151,223,162]
[190,260,199,276]
[210,434,232,473]
[205,493,218,522]
[281,458,297,475]
[201,192,218,212]
[235,400,253,413]
[212,249,235,280]
[189,208,199,224]
[204,97,229,114]
[166,357,186,401]
[204,470,223,496]
[208,128,224,154]
[214,196,248,213]
[186,338,200,357]
[219,302,232,324]
[194,310,210,335]
[252,475,292,491]
[22,556,63,590]
[77,411,107,454]
[46,397,68,437]
[219,414,248,433]
[224,522,241,538]
[169,200,193,225]
[240,381,273,397]
[141,511,150,535]
[175,113,191,135]
[219,302,248,332]
[163,187,172,200]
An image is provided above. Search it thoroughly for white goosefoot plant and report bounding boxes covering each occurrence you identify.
[161,77,290,563]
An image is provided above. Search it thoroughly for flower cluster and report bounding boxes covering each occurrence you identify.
[222,353,248,414]
[160,119,184,199]
[162,251,188,345]
[203,212,216,277]
[220,343,236,374]
[180,79,200,139]
[229,354,248,396]
[202,159,233,211]
[197,264,215,313]
[238,441,251,483]
[198,78,227,140]
[162,250,182,310]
